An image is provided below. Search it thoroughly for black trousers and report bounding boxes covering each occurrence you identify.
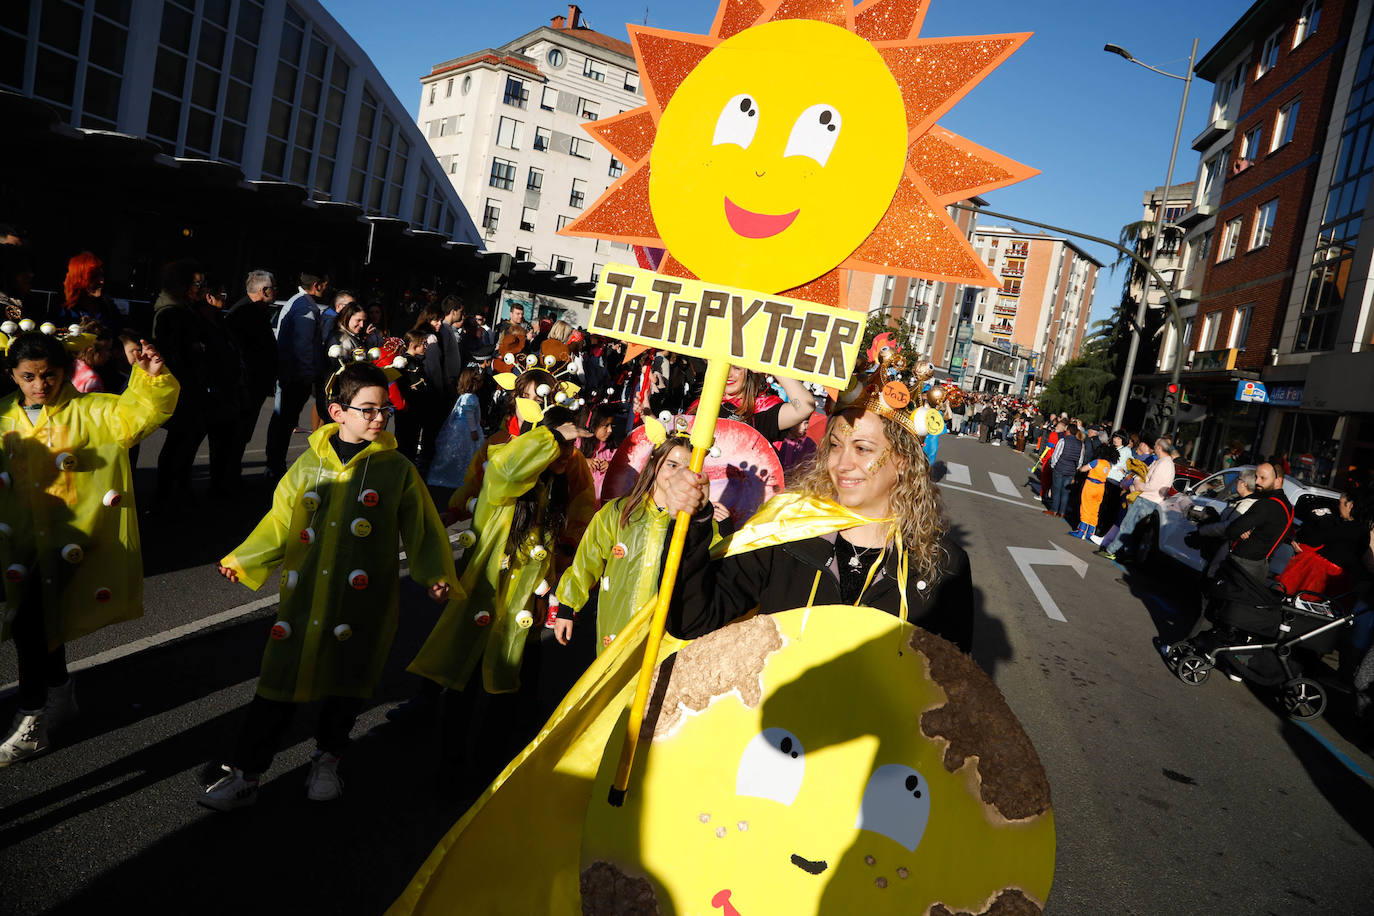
[235,393,269,469]
[155,408,207,503]
[11,591,68,711]
[265,379,315,476]
[230,694,365,775]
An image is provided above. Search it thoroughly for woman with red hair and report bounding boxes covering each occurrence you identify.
[52,252,118,329]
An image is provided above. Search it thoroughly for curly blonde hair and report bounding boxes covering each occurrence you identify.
[790,410,949,585]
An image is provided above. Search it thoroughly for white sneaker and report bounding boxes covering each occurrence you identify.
[305,751,343,801]
[44,678,78,731]
[200,766,260,811]
[0,710,50,767]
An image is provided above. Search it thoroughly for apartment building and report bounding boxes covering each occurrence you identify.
[1132,182,1198,372]
[418,5,638,319]
[1160,0,1363,476]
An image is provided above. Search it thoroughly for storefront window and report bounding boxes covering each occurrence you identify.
[1273,411,1339,486]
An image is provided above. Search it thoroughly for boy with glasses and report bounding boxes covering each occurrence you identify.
[202,363,456,810]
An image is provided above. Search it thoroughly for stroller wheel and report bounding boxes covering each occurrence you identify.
[1281,678,1326,720]
[1176,654,1211,686]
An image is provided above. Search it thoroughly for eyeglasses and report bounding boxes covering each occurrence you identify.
[341,404,395,421]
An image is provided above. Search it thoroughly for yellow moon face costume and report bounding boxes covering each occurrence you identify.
[581,607,1055,914]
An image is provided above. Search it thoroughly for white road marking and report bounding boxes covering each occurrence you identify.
[942,461,971,485]
[989,472,1021,498]
[937,481,1040,511]
[1007,541,1090,622]
[0,532,464,699]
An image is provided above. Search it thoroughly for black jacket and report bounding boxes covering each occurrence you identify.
[1225,490,1293,561]
[1296,512,1369,572]
[225,296,279,402]
[668,509,974,653]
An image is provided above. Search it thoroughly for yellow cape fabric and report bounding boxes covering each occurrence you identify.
[388,492,890,915]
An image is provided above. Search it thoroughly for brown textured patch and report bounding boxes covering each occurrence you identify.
[930,887,1041,916]
[580,860,661,915]
[908,628,1051,821]
[642,614,783,739]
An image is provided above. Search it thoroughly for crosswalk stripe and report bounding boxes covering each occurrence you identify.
[988,472,1021,498]
[942,461,971,485]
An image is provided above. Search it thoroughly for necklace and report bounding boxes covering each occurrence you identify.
[839,536,882,569]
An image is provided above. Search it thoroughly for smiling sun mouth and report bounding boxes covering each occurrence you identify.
[723,197,800,239]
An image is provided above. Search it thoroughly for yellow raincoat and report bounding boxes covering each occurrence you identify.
[390,492,894,914]
[409,427,594,694]
[0,367,179,648]
[556,497,719,653]
[221,425,456,703]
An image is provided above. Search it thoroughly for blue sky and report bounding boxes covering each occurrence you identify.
[322,0,1252,325]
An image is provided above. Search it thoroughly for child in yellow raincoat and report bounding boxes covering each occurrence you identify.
[553,435,719,654]
[202,363,456,810]
[0,330,178,766]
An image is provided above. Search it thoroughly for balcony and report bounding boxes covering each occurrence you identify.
[1001,264,1025,278]
[1175,202,1215,230]
[1005,244,1029,258]
[1191,116,1234,151]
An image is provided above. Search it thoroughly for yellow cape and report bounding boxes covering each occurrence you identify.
[389,493,886,914]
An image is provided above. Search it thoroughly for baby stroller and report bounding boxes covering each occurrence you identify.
[1163,563,1365,720]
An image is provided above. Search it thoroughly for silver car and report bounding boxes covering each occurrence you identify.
[1148,466,1341,574]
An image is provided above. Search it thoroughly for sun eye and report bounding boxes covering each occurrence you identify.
[736,727,804,806]
[713,93,759,149]
[856,764,931,852]
[783,103,842,167]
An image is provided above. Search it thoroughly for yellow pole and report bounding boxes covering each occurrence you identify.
[608,359,730,805]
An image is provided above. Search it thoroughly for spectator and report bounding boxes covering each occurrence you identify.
[265,270,330,478]
[392,329,434,465]
[494,302,529,342]
[363,301,389,349]
[151,259,213,508]
[53,252,119,329]
[980,402,996,443]
[0,243,34,322]
[70,321,114,393]
[198,280,247,496]
[324,302,367,358]
[318,288,354,342]
[430,295,466,399]
[225,270,279,474]
[1046,424,1084,519]
[1098,437,1176,562]
[1195,467,1257,577]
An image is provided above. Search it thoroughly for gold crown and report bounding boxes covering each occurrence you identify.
[838,349,946,438]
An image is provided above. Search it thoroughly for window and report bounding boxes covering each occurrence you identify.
[428,83,435,104]
[489,157,516,190]
[1211,66,1242,121]
[428,120,440,138]
[624,72,640,94]
[520,206,537,231]
[1273,99,1299,149]
[527,167,543,191]
[1218,216,1243,261]
[1201,145,1229,199]
[569,136,592,159]
[449,158,459,175]
[584,57,606,81]
[1240,124,1263,161]
[516,247,532,261]
[541,86,557,111]
[591,263,604,283]
[579,98,599,121]
[553,255,574,274]
[1200,311,1221,349]
[497,116,522,149]
[534,126,551,151]
[557,214,574,230]
[1251,198,1277,249]
[609,156,624,178]
[445,77,453,98]
[1294,1,1321,47]
[503,75,528,108]
[1228,305,1254,349]
[547,48,565,68]
[482,198,501,230]
[570,178,587,208]
[437,118,449,137]
[1257,28,1281,79]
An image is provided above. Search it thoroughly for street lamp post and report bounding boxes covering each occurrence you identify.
[1105,38,1198,434]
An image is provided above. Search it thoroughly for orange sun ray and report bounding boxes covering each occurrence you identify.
[782,269,844,306]
[876,33,1031,140]
[854,0,930,42]
[911,126,1040,205]
[842,168,999,287]
[767,0,854,29]
[585,108,658,166]
[628,27,719,122]
[710,0,769,39]
[560,162,662,246]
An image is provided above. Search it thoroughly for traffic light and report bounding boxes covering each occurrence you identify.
[1160,383,1179,424]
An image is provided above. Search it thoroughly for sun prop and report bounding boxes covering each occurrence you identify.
[560,0,1036,808]
[561,0,1037,305]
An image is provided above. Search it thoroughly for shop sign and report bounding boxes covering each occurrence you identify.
[1268,384,1304,407]
[1236,380,1268,403]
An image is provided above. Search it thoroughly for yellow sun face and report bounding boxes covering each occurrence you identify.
[651,19,908,293]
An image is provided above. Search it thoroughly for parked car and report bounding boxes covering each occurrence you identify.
[1145,465,1341,574]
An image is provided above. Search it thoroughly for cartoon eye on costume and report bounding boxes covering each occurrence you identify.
[783,104,842,167]
[713,94,759,149]
[735,727,804,806]
[855,764,931,852]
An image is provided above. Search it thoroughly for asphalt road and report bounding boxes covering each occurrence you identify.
[1,417,1371,914]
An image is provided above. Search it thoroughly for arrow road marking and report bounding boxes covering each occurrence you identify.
[1007,541,1089,622]
[989,472,1021,498]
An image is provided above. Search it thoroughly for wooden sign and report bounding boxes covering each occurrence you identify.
[591,263,863,388]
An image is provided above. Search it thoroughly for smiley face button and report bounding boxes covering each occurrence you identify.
[302,490,321,511]
[350,518,373,538]
[611,543,628,559]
